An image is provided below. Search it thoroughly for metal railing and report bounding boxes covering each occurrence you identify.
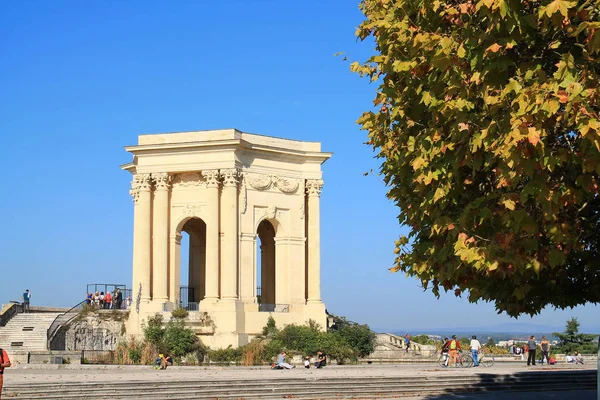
[258,303,290,312]
[47,300,87,350]
[162,302,200,312]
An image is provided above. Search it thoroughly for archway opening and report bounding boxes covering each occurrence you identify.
[257,220,276,307]
[180,218,206,306]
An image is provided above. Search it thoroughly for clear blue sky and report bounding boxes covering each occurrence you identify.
[1,1,598,333]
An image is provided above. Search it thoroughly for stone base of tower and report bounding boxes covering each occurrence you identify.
[125,299,327,349]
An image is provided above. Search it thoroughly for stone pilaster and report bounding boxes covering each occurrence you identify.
[239,232,257,303]
[131,174,153,302]
[152,172,171,301]
[221,168,239,301]
[306,179,323,303]
[203,170,220,301]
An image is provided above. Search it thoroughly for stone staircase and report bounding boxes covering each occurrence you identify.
[3,370,597,399]
[0,312,61,352]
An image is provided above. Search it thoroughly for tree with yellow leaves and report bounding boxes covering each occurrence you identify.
[352,0,600,316]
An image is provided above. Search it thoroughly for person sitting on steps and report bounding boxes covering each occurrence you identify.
[314,351,326,368]
[274,351,294,369]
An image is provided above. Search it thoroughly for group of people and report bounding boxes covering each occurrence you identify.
[85,289,130,310]
[440,335,476,367]
[274,351,327,370]
[565,351,585,364]
[511,335,555,366]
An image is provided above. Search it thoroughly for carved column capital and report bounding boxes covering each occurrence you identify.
[306,179,324,197]
[130,173,152,203]
[153,172,172,191]
[221,168,240,187]
[203,170,220,188]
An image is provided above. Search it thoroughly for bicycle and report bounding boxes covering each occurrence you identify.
[478,348,495,367]
[438,351,473,368]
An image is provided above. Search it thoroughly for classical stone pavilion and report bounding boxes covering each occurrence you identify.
[121,129,331,348]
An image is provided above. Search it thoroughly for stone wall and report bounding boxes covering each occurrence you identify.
[64,311,128,351]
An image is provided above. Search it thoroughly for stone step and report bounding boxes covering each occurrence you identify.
[4,371,596,399]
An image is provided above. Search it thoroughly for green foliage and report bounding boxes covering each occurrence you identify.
[128,348,142,364]
[410,334,436,345]
[317,331,355,364]
[208,345,243,363]
[353,0,600,317]
[262,316,278,337]
[330,316,377,357]
[171,307,189,320]
[143,314,165,351]
[553,317,598,353]
[278,323,322,355]
[262,338,285,362]
[485,337,496,347]
[142,312,199,357]
[163,319,198,357]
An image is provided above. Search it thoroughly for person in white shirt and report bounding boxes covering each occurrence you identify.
[470,335,482,367]
[565,353,575,363]
[574,351,584,364]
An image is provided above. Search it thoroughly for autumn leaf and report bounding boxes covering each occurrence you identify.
[527,128,541,146]
[485,43,502,53]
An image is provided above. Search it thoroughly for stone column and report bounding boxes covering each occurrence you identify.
[204,170,220,301]
[221,169,239,301]
[152,173,171,301]
[239,233,257,303]
[131,174,153,301]
[169,233,182,304]
[306,179,324,303]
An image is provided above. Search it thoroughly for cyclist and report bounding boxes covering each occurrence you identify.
[449,335,461,367]
[440,337,451,367]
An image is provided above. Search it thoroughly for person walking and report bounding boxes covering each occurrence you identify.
[539,336,550,365]
[527,335,537,366]
[22,289,31,313]
[404,333,411,353]
[0,347,12,399]
[470,335,482,367]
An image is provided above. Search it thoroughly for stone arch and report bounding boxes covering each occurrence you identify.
[257,219,276,306]
[177,217,207,304]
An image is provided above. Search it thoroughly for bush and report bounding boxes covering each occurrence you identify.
[163,319,198,357]
[208,345,243,363]
[330,316,376,358]
[171,307,189,320]
[143,314,165,351]
[241,338,266,366]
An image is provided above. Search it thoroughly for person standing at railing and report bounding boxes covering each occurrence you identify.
[116,289,123,309]
[104,291,112,309]
[22,289,31,313]
[0,347,12,399]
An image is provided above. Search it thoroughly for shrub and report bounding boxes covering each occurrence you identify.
[208,345,243,363]
[171,307,189,320]
[163,319,197,357]
[143,314,165,351]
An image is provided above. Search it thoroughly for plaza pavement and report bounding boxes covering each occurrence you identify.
[3,362,597,399]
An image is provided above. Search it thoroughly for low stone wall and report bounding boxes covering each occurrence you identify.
[8,350,82,365]
[64,311,128,351]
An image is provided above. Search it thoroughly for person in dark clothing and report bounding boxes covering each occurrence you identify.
[527,335,537,366]
[540,336,550,365]
[116,289,123,310]
[314,351,326,368]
